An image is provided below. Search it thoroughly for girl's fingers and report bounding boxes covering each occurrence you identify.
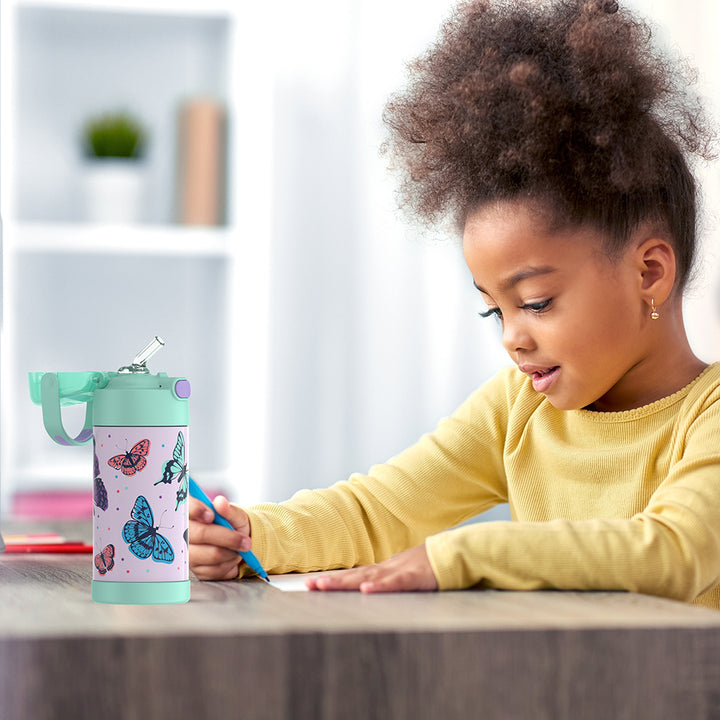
[190,541,238,566]
[191,552,242,581]
[188,496,214,523]
[306,544,438,594]
[189,495,251,535]
[306,566,377,591]
[189,517,246,551]
[212,496,252,536]
[188,495,255,581]
[307,565,409,593]
[188,496,252,552]
[189,539,243,580]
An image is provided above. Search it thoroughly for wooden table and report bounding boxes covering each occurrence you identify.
[2,549,720,720]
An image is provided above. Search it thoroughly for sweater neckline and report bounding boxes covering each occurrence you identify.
[569,363,717,422]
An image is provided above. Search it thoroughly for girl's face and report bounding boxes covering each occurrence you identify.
[463,200,654,411]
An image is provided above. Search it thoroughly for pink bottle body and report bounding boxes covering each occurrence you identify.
[92,426,189,585]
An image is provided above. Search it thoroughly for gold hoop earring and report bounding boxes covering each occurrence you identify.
[650,298,660,320]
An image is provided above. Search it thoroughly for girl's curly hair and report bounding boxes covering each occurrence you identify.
[382,0,716,289]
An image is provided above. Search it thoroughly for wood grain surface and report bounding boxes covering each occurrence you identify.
[2,544,720,719]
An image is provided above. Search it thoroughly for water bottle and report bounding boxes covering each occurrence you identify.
[28,337,191,604]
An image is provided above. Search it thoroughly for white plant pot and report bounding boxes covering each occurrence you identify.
[82,159,146,224]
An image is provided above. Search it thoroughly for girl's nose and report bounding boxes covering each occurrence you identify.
[501,317,535,355]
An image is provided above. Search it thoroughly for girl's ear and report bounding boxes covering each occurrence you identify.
[635,237,676,305]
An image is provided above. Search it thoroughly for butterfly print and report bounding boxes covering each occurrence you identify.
[108,439,151,476]
[94,476,108,512]
[94,544,115,575]
[155,431,188,510]
[92,448,108,512]
[122,495,174,564]
[93,443,100,479]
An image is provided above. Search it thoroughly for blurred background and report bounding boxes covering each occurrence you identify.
[1,0,718,520]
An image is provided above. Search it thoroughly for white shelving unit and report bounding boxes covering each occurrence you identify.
[1,0,275,513]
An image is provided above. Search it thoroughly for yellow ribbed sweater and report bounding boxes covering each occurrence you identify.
[244,363,720,609]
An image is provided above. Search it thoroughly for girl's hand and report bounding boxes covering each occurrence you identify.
[188,495,252,581]
[305,543,438,593]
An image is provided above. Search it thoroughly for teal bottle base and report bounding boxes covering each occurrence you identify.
[92,579,190,604]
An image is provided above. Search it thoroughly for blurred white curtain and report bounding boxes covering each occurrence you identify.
[258,0,720,503]
[625,0,720,360]
[261,1,509,501]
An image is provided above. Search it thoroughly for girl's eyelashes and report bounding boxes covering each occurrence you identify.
[522,298,552,313]
[478,299,552,321]
[479,306,502,320]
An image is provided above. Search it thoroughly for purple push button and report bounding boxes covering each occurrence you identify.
[174,379,191,399]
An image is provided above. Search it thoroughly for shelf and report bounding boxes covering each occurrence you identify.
[4,221,239,257]
[12,0,240,15]
[5,3,232,226]
[1,0,272,517]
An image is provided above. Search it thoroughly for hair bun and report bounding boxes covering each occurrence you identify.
[588,0,619,13]
[382,0,715,265]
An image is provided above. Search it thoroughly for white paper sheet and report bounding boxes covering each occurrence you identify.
[268,574,312,592]
[267,570,346,592]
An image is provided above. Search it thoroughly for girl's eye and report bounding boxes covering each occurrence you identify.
[522,299,552,313]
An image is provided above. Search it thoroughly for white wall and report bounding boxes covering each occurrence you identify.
[261,1,510,502]
[624,0,720,361]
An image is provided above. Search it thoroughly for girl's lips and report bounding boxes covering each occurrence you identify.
[526,366,560,393]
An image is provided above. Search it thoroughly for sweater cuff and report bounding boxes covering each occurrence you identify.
[426,527,474,590]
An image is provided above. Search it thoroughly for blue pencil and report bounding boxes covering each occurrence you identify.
[188,477,270,583]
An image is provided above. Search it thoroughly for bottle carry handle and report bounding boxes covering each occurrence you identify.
[39,372,105,446]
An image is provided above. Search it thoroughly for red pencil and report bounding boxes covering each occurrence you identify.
[4,542,93,554]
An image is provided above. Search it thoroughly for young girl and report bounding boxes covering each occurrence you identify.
[190,0,720,608]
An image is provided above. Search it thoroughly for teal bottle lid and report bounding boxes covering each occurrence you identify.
[29,337,190,445]
[93,371,190,427]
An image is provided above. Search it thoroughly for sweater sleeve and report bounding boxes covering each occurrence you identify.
[426,390,720,603]
[241,368,519,576]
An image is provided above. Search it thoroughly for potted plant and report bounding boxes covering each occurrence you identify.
[85,113,146,159]
[81,111,148,224]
